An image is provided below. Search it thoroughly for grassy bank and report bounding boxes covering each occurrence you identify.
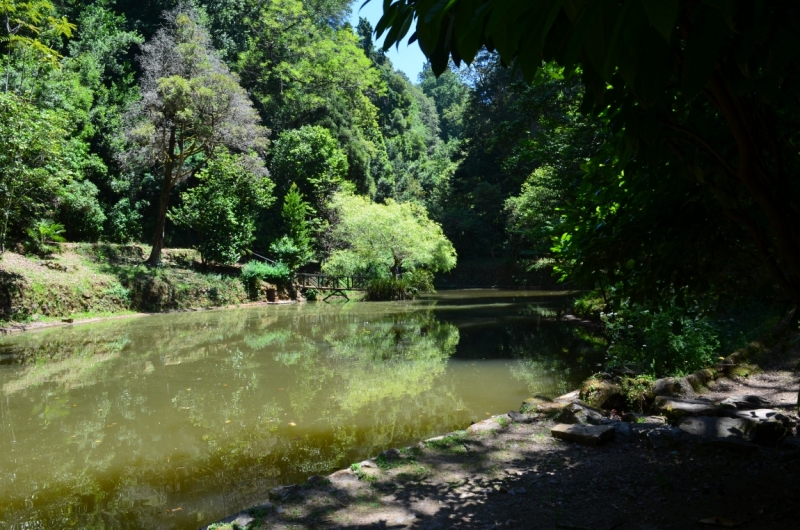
[0,243,252,325]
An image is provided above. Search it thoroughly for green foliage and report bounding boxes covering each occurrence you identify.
[376,0,800,304]
[123,7,268,265]
[603,300,720,378]
[169,149,275,265]
[0,92,73,255]
[240,260,292,290]
[364,270,435,301]
[238,0,384,195]
[270,126,348,209]
[56,179,106,242]
[269,183,314,270]
[0,0,75,69]
[572,291,607,321]
[324,192,456,277]
[25,219,65,256]
[106,198,147,244]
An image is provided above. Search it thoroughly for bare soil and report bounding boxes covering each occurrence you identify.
[207,349,800,530]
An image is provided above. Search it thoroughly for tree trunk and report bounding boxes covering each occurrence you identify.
[145,177,173,266]
[146,129,177,267]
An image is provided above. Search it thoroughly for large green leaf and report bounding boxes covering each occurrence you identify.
[641,0,679,42]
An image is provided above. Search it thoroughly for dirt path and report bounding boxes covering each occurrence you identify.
[207,351,800,530]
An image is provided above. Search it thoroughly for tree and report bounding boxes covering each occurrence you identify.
[418,62,468,142]
[122,7,268,266]
[374,1,800,304]
[169,148,275,265]
[1,0,75,93]
[270,125,348,210]
[269,183,315,270]
[0,92,71,255]
[323,191,456,277]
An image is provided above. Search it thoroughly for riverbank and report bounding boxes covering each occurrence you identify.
[0,244,276,327]
[204,340,800,530]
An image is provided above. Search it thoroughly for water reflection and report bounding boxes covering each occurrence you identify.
[0,291,599,529]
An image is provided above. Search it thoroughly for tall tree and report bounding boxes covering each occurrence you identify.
[169,148,274,265]
[374,0,800,304]
[121,7,267,266]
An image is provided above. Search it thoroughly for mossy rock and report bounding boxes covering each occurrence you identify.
[579,377,626,410]
[520,395,567,415]
[620,377,656,412]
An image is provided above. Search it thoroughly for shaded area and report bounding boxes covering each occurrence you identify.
[217,416,800,530]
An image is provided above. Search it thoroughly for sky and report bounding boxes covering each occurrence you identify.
[348,1,427,82]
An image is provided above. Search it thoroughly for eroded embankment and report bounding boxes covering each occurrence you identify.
[0,244,294,329]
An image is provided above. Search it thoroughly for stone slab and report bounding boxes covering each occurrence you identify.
[719,395,772,410]
[722,408,793,426]
[551,423,615,446]
[653,396,720,420]
[677,416,756,441]
[468,418,500,433]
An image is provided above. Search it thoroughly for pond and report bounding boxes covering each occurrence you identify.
[0,290,602,529]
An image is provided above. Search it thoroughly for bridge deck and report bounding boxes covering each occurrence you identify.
[294,273,372,300]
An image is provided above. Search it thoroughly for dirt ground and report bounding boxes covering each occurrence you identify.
[207,349,800,530]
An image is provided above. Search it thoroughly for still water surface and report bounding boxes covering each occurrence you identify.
[0,290,599,529]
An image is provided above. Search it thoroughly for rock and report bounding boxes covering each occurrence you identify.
[580,378,627,410]
[653,396,720,420]
[647,431,669,450]
[722,409,793,446]
[719,395,773,410]
[613,422,633,437]
[621,412,638,423]
[269,484,300,500]
[652,377,686,397]
[468,418,499,433]
[643,426,690,449]
[555,390,580,402]
[521,395,565,414]
[676,416,756,441]
[556,401,604,425]
[306,475,328,488]
[722,408,793,426]
[551,423,615,446]
[380,448,402,461]
[508,410,535,423]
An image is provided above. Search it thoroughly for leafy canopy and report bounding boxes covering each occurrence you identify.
[169,149,275,265]
[323,191,456,276]
[375,0,800,303]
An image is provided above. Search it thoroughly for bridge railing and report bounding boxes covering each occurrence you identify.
[294,273,372,291]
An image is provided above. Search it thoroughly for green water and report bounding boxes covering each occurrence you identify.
[0,290,599,529]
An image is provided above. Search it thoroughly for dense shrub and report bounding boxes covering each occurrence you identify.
[603,300,719,377]
[364,270,435,301]
[573,290,607,320]
[240,261,292,291]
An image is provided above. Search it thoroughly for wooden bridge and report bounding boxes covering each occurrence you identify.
[294,273,372,301]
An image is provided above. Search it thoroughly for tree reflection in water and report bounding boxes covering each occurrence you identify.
[0,292,601,529]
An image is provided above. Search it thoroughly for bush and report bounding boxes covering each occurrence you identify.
[25,220,66,257]
[603,300,719,377]
[573,290,607,320]
[364,270,435,301]
[240,261,292,292]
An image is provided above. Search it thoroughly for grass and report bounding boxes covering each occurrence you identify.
[424,430,468,450]
[0,243,252,325]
